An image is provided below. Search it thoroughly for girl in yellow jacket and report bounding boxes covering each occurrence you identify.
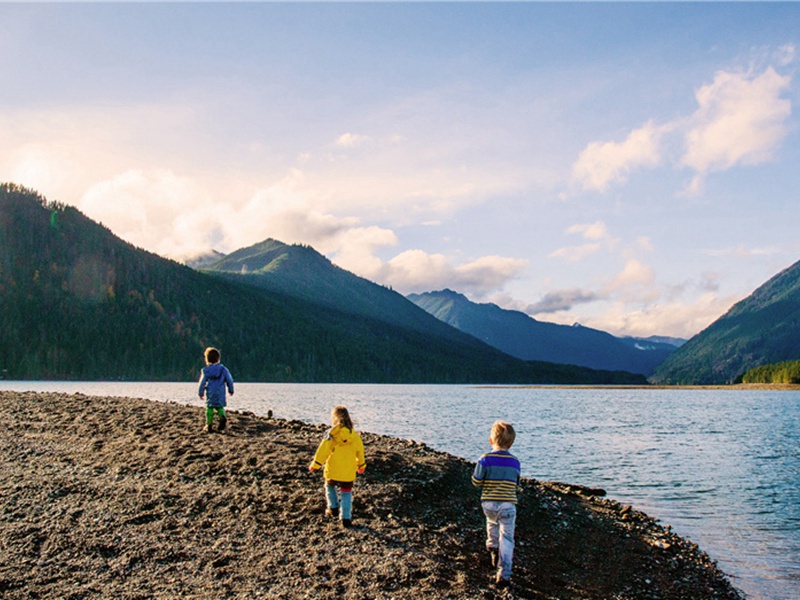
[309,405,366,528]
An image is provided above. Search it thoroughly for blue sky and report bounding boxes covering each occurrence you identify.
[2,2,798,338]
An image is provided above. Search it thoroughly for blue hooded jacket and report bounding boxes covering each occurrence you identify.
[198,363,234,408]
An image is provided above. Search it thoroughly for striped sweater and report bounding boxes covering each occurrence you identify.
[471,449,521,503]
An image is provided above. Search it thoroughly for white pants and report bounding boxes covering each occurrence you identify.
[482,501,516,579]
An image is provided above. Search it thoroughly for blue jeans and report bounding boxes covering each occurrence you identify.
[325,482,353,520]
[482,501,517,579]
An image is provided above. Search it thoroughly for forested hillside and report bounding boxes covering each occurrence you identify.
[741,360,800,384]
[0,184,646,384]
[651,259,800,384]
[199,239,471,342]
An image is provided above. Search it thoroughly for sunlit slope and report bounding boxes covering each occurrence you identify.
[652,259,800,384]
[201,239,475,344]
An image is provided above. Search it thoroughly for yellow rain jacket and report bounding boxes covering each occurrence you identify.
[310,425,366,482]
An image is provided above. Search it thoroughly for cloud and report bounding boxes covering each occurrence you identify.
[77,167,400,265]
[0,102,207,203]
[526,288,602,314]
[571,121,665,192]
[80,169,217,259]
[607,258,655,290]
[580,293,740,340]
[519,282,738,339]
[570,59,793,194]
[774,43,796,67]
[549,243,602,262]
[76,166,527,300]
[682,66,792,193]
[373,250,528,296]
[335,132,372,148]
[704,244,782,258]
[568,221,611,241]
[549,220,619,262]
[527,255,655,316]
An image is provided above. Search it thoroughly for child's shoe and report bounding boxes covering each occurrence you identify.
[341,518,352,528]
[218,417,227,432]
[495,572,510,588]
[325,507,340,518]
[204,423,213,433]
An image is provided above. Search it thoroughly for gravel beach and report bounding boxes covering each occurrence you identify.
[0,391,743,599]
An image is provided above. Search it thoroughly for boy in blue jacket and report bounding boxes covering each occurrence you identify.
[198,347,234,433]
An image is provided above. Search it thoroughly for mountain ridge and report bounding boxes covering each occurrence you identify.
[0,183,645,385]
[652,258,800,384]
[198,238,458,340]
[407,289,678,376]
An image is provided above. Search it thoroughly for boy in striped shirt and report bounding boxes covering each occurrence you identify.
[471,421,521,588]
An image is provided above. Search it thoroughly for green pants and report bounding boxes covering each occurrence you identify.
[206,407,226,425]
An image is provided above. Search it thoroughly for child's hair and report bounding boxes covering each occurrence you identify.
[204,347,221,365]
[491,421,516,449]
[331,405,354,431]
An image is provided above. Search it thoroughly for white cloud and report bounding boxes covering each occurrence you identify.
[550,220,618,262]
[374,250,528,296]
[76,166,527,300]
[79,169,217,259]
[77,167,400,266]
[326,226,399,279]
[549,243,602,262]
[570,60,793,195]
[571,121,665,192]
[682,66,792,192]
[568,221,611,241]
[335,132,372,148]
[607,258,655,290]
[581,293,739,340]
[516,285,738,339]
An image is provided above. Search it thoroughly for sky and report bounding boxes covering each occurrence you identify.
[1,2,799,339]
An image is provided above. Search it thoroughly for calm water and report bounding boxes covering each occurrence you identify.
[3,382,798,600]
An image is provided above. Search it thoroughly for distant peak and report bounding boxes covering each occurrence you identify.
[433,288,468,300]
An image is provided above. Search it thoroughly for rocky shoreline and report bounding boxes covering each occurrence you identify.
[0,391,743,599]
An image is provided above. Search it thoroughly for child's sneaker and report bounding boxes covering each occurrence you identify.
[341,518,352,528]
[218,417,227,432]
[495,573,510,588]
[204,423,213,433]
[325,507,340,518]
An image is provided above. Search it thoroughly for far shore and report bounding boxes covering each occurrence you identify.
[478,383,800,390]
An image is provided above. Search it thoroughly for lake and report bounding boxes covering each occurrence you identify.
[3,381,798,600]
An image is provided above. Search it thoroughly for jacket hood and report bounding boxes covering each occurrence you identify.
[203,363,225,377]
[329,425,355,445]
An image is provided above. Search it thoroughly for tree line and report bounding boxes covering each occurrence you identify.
[0,183,646,384]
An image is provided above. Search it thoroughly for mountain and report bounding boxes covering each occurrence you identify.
[628,335,686,348]
[407,290,678,376]
[185,249,225,269]
[651,259,800,384]
[0,183,645,384]
[199,239,459,340]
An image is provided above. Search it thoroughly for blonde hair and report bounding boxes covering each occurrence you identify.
[490,421,516,449]
[331,405,354,431]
